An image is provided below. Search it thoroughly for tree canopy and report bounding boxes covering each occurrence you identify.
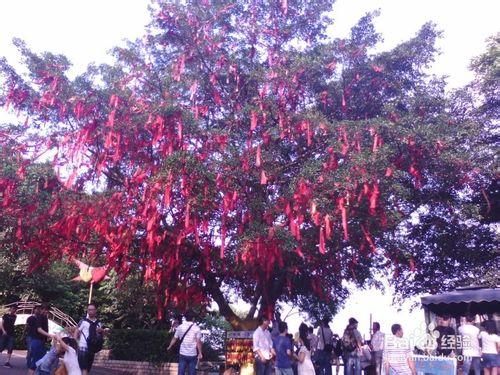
[0,0,496,327]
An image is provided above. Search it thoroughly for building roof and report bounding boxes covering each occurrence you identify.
[421,287,500,305]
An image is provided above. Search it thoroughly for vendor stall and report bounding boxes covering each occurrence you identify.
[417,286,500,375]
[225,331,255,375]
[421,286,500,329]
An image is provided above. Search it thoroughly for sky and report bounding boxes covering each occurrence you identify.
[0,0,498,337]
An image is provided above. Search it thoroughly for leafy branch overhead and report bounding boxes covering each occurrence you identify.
[0,0,496,326]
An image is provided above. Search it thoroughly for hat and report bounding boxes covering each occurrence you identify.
[348,317,358,325]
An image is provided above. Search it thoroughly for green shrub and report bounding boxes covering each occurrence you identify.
[14,325,27,350]
[107,329,220,363]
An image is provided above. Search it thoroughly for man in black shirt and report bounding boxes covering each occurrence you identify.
[0,305,17,368]
[27,303,53,375]
[433,315,456,357]
[25,306,40,368]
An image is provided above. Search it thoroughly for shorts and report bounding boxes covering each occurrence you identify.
[275,368,294,375]
[482,353,500,368]
[78,348,96,370]
[28,339,47,370]
[0,334,14,354]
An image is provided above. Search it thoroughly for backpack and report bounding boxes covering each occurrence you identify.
[341,328,358,353]
[80,318,104,353]
[332,335,343,357]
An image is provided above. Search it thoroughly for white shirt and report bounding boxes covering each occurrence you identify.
[174,321,202,357]
[316,326,333,350]
[384,335,413,375]
[64,347,82,375]
[372,331,385,352]
[297,345,316,375]
[253,326,273,360]
[458,324,480,357]
[78,318,102,349]
[479,331,500,354]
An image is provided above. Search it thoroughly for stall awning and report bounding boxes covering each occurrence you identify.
[420,287,500,315]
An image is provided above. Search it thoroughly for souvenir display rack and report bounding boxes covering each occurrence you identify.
[225,331,254,370]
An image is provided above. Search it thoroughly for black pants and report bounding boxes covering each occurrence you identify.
[78,348,96,370]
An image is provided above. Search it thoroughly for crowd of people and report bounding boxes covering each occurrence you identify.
[249,314,500,375]
[251,316,390,375]
[434,315,500,375]
[1,304,499,375]
[0,302,106,375]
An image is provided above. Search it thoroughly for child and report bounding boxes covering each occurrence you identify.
[35,336,60,375]
[54,335,82,375]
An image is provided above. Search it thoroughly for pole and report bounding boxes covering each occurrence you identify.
[88,282,94,304]
[369,313,373,336]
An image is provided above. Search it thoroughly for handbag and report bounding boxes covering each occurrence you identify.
[54,362,68,375]
[170,323,195,353]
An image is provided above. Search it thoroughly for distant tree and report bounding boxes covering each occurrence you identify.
[388,34,499,301]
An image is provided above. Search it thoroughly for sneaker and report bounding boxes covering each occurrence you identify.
[3,362,12,368]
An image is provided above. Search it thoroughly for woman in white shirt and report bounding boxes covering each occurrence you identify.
[56,336,82,375]
[295,329,316,375]
[479,321,500,375]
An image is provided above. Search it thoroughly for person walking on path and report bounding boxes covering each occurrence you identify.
[370,322,385,375]
[458,316,481,375]
[272,321,294,375]
[25,306,40,368]
[0,304,18,368]
[77,303,106,375]
[383,324,415,375]
[167,310,203,375]
[253,316,273,375]
[28,303,53,375]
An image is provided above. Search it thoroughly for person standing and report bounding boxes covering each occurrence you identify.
[316,318,333,375]
[28,303,53,375]
[479,321,499,375]
[167,310,203,375]
[341,318,363,375]
[433,315,456,357]
[0,305,17,368]
[77,303,105,375]
[458,316,481,375]
[383,324,415,375]
[308,326,319,358]
[331,334,342,375]
[272,309,283,340]
[253,316,273,375]
[370,322,385,375]
[272,321,294,375]
[26,306,40,369]
[295,326,316,375]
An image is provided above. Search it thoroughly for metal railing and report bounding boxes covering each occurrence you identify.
[1,301,77,328]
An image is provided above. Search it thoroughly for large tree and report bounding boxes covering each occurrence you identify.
[0,1,490,328]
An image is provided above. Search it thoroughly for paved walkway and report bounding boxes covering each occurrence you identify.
[0,351,126,374]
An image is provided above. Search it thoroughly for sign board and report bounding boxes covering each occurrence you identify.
[413,355,457,375]
[227,330,253,339]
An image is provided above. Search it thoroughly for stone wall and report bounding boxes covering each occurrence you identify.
[93,351,223,375]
